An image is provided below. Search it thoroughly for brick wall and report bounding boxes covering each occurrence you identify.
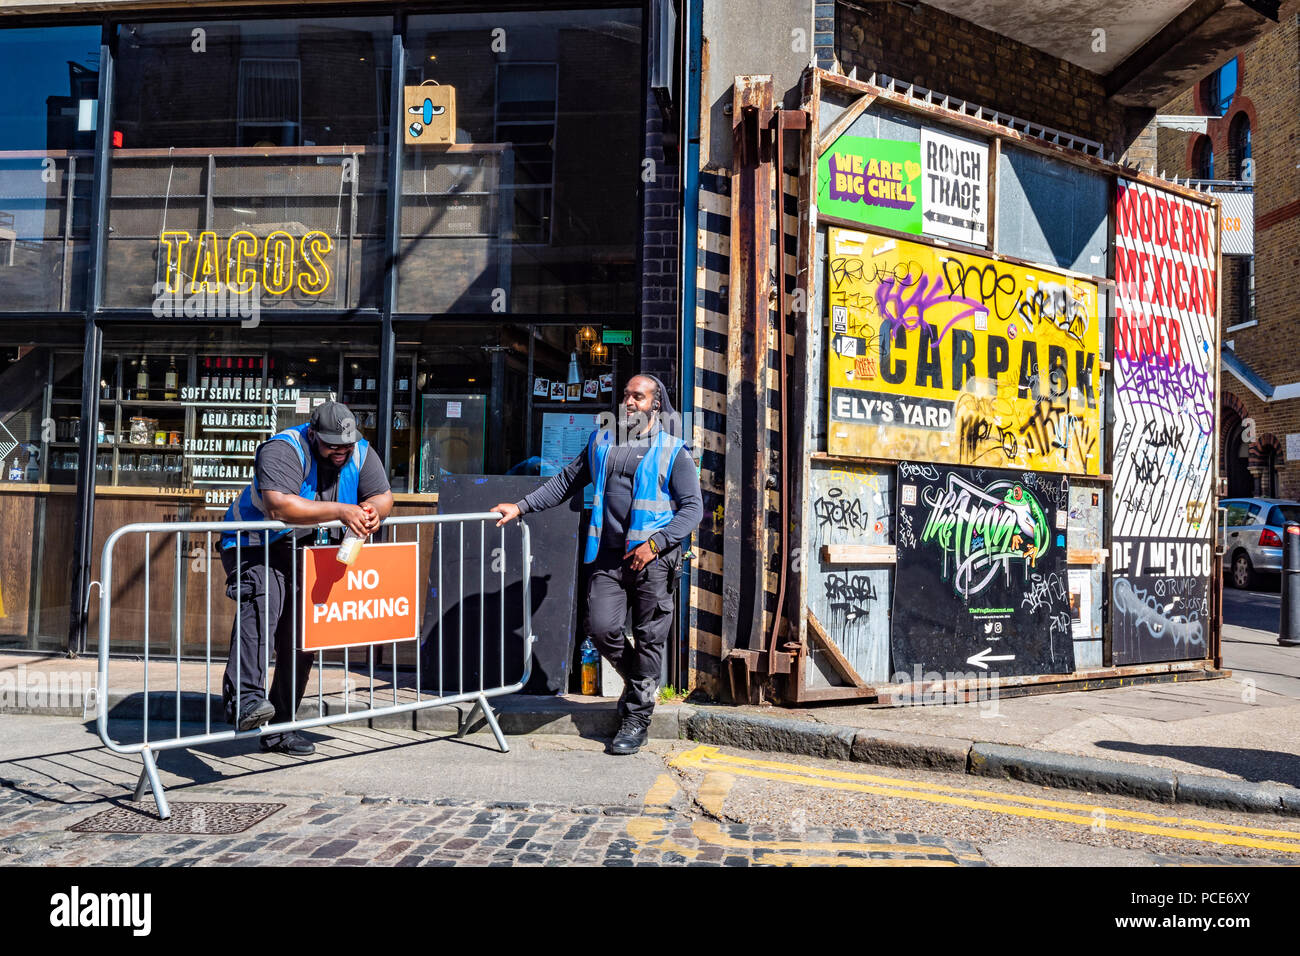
[639,87,681,391]
[834,1,1154,159]
[1156,4,1300,499]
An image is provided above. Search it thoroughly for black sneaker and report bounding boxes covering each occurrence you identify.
[606,718,649,756]
[259,732,316,757]
[235,698,276,732]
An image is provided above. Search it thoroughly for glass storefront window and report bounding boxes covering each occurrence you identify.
[396,320,628,488]
[104,18,393,311]
[0,321,87,649]
[0,26,100,313]
[400,9,643,315]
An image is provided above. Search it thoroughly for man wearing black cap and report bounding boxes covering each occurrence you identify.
[491,374,702,755]
[220,401,393,754]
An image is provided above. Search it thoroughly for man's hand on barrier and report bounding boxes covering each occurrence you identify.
[491,502,521,527]
[337,503,373,538]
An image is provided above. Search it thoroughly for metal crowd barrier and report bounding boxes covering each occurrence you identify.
[95,512,534,819]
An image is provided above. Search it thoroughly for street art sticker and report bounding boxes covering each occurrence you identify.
[893,463,1074,677]
[1111,180,1217,665]
[825,227,1101,475]
[817,137,923,235]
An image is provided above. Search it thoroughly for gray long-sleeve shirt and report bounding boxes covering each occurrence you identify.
[515,435,703,555]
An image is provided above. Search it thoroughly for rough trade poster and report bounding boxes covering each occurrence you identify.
[1110,179,1217,665]
[893,462,1074,678]
[825,227,1101,475]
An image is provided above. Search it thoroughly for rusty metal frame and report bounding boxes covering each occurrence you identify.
[722,75,775,701]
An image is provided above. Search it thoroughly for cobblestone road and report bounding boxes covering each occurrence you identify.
[0,774,986,867]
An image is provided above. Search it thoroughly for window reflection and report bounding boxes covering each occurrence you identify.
[0,26,100,312]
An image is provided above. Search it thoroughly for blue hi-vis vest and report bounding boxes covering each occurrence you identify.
[221,423,369,550]
[584,426,686,564]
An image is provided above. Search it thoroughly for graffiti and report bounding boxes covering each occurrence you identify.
[1022,571,1067,615]
[1019,281,1091,344]
[920,473,1051,597]
[813,487,872,533]
[1143,421,1186,452]
[1048,611,1072,641]
[959,415,1019,463]
[829,256,866,287]
[876,271,987,345]
[824,571,879,609]
[1018,400,1097,463]
[898,461,940,481]
[1112,577,1205,650]
[823,570,879,645]
[1132,451,1163,486]
[940,258,1022,322]
[1114,352,1215,437]
[896,508,918,549]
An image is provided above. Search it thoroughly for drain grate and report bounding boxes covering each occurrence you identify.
[69,802,285,835]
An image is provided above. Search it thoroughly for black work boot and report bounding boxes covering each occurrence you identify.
[606,717,649,756]
[234,698,275,732]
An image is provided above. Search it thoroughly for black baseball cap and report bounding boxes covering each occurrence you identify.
[309,402,359,444]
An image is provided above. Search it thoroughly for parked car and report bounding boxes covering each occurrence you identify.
[1220,497,1300,589]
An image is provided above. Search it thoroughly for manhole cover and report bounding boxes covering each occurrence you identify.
[69,802,284,835]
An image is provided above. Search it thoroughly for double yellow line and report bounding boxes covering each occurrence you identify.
[668,745,1300,856]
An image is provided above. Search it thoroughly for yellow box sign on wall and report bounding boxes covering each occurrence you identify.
[404,81,456,147]
[825,227,1101,476]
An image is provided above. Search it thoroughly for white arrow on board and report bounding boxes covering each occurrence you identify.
[967,647,1016,670]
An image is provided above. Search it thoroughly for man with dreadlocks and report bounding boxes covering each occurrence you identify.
[491,374,702,755]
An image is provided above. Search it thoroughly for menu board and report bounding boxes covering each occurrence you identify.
[181,383,304,511]
[539,413,600,476]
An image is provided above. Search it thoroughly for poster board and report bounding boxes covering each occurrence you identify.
[825,227,1101,475]
[892,462,1074,677]
[1110,180,1216,665]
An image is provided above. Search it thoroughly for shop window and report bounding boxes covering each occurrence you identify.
[0,323,88,650]
[236,58,302,147]
[495,62,558,244]
[104,17,393,311]
[400,9,642,315]
[0,25,99,313]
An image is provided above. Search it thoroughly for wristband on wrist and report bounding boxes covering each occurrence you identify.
[648,538,660,554]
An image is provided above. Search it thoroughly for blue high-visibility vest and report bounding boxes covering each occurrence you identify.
[584,426,685,563]
[221,423,368,550]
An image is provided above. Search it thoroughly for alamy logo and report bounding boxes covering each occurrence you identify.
[49,886,151,936]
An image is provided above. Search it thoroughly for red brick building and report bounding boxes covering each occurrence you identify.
[1157,2,1300,500]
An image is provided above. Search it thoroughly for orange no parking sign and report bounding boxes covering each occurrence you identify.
[300,542,420,651]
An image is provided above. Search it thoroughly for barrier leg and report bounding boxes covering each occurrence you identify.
[457,694,509,754]
[132,748,171,820]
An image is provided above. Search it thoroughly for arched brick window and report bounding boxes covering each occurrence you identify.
[1193,135,1214,180]
[1229,112,1252,181]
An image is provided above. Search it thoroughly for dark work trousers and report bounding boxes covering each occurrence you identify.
[585,547,680,726]
[221,542,314,744]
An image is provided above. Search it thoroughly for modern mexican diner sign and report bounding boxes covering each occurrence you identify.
[892,462,1074,678]
[825,227,1101,476]
[1110,179,1217,666]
